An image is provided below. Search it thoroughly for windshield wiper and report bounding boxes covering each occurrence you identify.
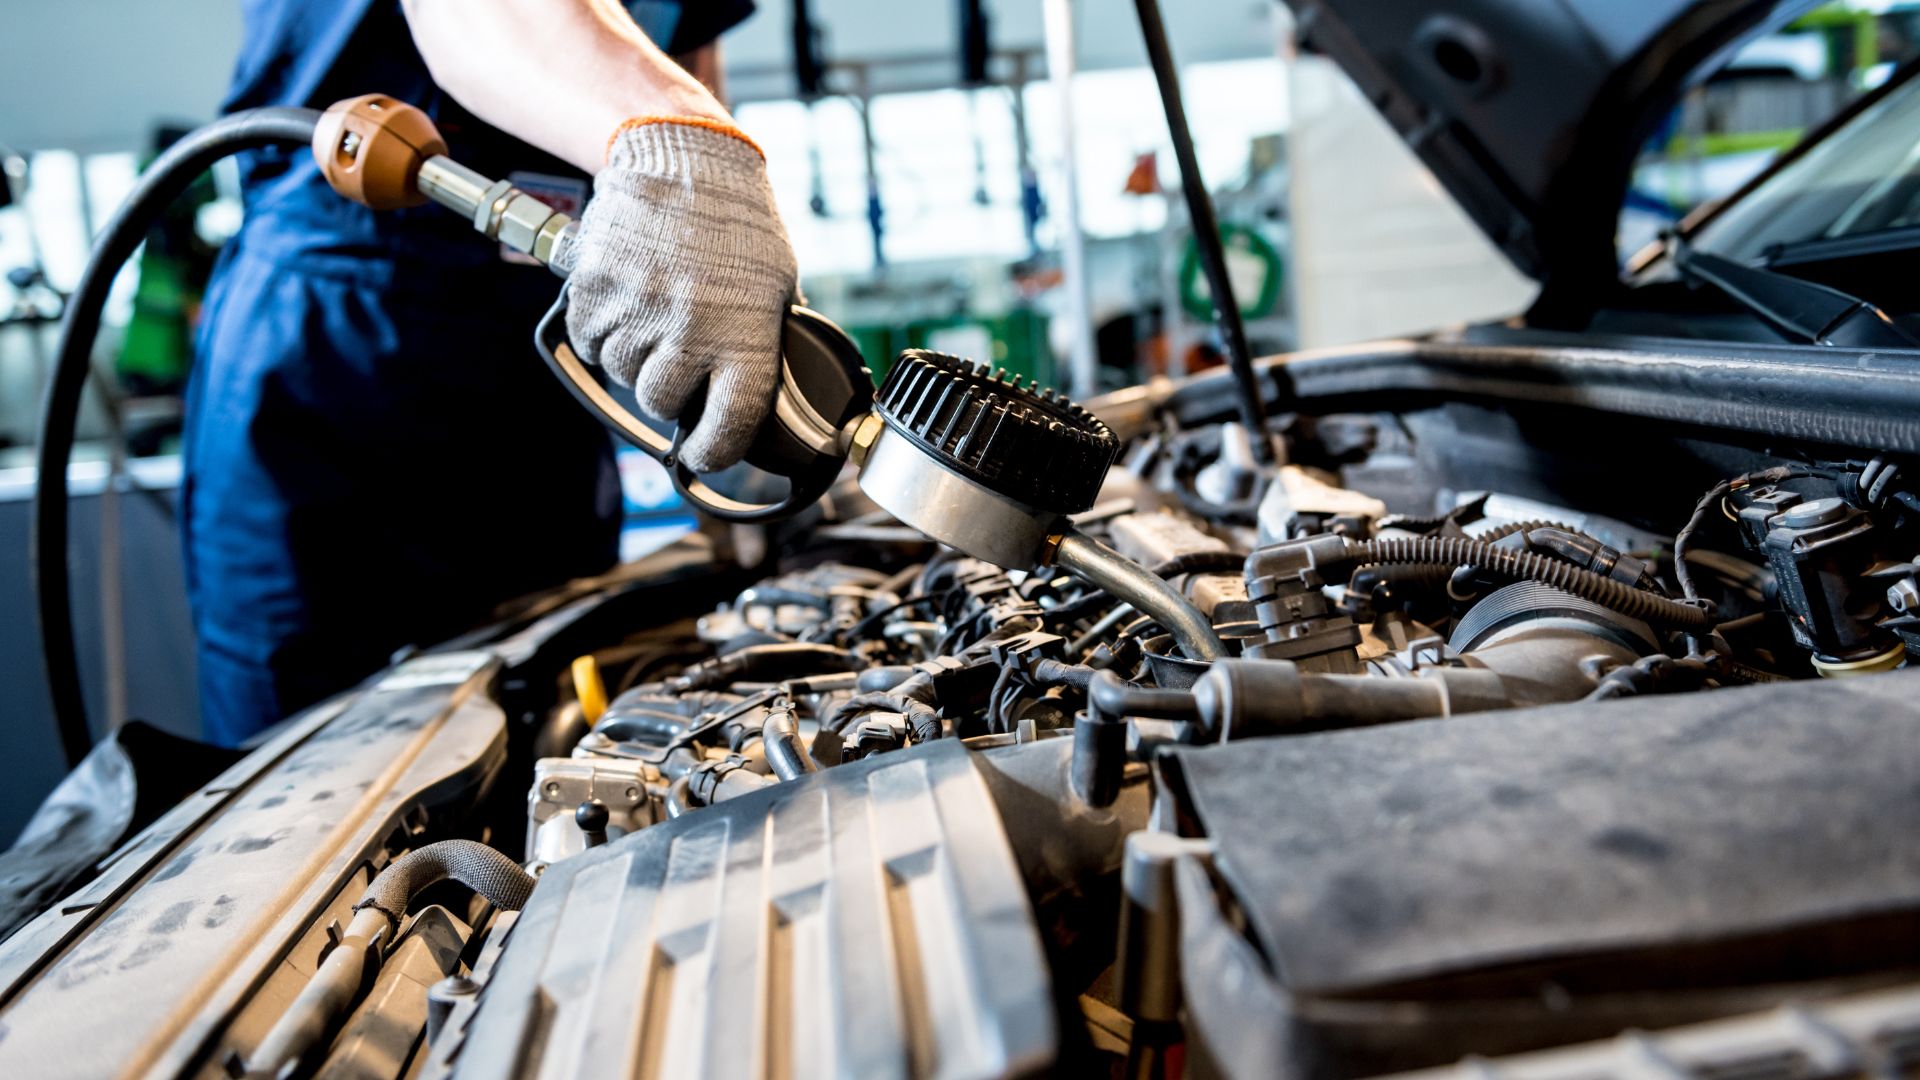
[1669,234,1920,349]
[1763,225,1920,270]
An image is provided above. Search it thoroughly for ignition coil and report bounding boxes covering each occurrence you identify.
[1737,490,1903,674]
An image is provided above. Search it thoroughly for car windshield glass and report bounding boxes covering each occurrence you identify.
[1689,68,1920,263]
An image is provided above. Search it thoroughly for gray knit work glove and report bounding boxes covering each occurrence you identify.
[554,119,798,472]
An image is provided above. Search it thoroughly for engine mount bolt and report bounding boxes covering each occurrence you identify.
[1889,578,1920,615]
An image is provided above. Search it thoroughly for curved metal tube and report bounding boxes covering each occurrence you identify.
[1053,531,1224,661]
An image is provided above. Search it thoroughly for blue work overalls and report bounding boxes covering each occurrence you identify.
[189,0,753,744]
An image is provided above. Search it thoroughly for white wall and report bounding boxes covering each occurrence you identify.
[726,0,1281,84]
[0,0,1281,152]
[1,0,244,152]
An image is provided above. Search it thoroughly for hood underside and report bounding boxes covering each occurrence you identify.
[1280,0,1814,296]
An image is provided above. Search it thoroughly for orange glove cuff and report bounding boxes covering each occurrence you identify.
[606,115,764,163]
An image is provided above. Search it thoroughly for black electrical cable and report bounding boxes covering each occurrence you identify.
[35,107,321,767]
[842,592,941,643]
[935,607,993,656]
[1132,0,1277,461]
[1043,589,1122,629]
[1672,480,1735,605]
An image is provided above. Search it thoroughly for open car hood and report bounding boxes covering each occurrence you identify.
[1280,0,1815,305]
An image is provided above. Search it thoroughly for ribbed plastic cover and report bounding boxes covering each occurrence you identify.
[430,739,1056,1080]
[874,350,1118,512]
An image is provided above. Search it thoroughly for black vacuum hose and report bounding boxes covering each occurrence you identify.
[35,107,321,765]
[1148,550,1248,578]
[761,706,818,781]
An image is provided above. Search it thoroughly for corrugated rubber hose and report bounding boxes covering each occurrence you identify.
[1343,536,1712,631]
[353,840,536,929]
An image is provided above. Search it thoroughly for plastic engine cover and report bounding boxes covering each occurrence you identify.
[425,738,1057,1079]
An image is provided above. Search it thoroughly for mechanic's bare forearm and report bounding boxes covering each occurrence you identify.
[399,0,733,173]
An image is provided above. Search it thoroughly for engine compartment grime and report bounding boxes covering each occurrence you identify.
[10,375,1920,1079]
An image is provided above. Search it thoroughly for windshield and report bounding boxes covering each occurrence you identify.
[1689,67,1920,261]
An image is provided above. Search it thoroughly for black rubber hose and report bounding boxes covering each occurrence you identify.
[352,840,536,931]
[1133,0,1277,458]
[1350,563,1454,594]
[1525,527,1658,590]
[1350,522,1620,597]
[35,107,321,765]
[1029,661,1198,721]
[1471,519,1579,543]
[1029,658,1099,690]
[685,760,773,804]
[857,665,915,692]
[1343,536,1711,631]
[762,707,818,781]
[1087,668,1198,720]
[1148,551,1247,578]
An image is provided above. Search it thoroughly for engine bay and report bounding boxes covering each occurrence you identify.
[17,3,1920,1076]
[476,365,1920,1068]
[8,342,1920,1078]
[453,364,1920,1076]
[548,405,1918,843]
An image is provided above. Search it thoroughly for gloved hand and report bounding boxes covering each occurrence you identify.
[555,117,798,472]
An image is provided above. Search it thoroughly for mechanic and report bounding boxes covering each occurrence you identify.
[189,0,798,744]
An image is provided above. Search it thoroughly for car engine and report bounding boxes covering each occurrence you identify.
[440,354,1920,1076]
[7,344,1920,1079]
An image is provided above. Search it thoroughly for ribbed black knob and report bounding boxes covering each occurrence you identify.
[874,351,1119,512]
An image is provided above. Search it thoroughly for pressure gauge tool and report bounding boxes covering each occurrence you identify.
[312,94,1125,565]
